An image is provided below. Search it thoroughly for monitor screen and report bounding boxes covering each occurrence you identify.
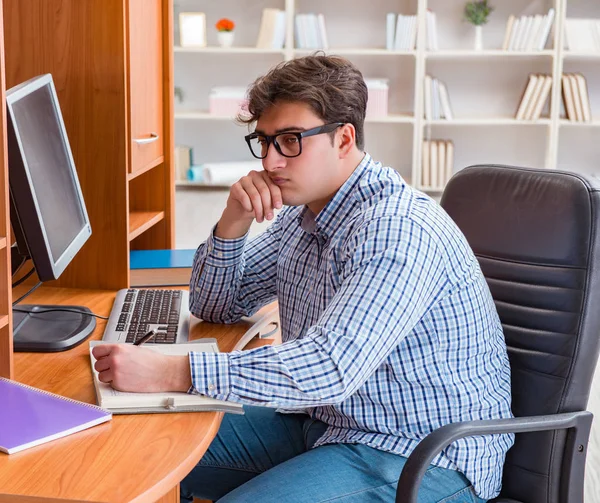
[7,74,91,281]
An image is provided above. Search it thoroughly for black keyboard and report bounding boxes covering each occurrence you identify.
[117,289,183,344]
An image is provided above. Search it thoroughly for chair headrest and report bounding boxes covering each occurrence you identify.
[440,165,600,268]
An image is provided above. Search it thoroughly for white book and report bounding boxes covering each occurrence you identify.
[294,15,304,48]
[438,81,453,120]
[515,74,538,120]
[517,16,533,51]
[424,75,433,120]
[272,11,287,49]
[445,141,454,186]
[422,140,430,187]
[524,74,546,120]
[256,8,275,49]
[437,141,446,188]
[431,11,439,50]
[537,9,555,51]
[430,141,438,188]
[394,14,406,50]
[562,74,577,121]
[386,13,396,50]
[409,16,418,50]
[508,17,522,51]
[317,14,329,50]
[530,76,552,120]
[308,14,320,49]
[575,74,592,122]
[525,15,543,51]
[502,15,516,51]
[432,78,441,120]
[89,340,243,415]
[569,74,584,121]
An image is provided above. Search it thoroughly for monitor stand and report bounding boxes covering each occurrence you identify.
[12,304,96,352]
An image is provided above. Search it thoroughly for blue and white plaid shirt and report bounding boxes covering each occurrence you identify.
[188,153,514,499]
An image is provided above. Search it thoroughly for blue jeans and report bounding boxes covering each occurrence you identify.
[180,406,487,503]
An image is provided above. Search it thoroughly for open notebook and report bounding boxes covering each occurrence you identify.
[0,377,111,454]
[89,339,243,415]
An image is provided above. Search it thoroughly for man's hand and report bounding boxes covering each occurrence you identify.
[92,344,192,393]
[215,170,283,239]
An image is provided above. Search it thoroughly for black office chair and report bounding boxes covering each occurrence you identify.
[397,165,600,503]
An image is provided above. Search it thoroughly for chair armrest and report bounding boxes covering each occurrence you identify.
[396,411,593,503]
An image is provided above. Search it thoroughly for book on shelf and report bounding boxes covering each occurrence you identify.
[564,19,600,52]
[0,377,111,454]
[186,160,263,186]
[561,73,592,122]
[295,13,328,50]
[256,8,286,49]
[365,79,389,118]
[208,87,248,116]
[130,248,196,287]
[426,10,439,51]
[421,140,453,191]
[515,73,552,121]
[424,75,453,121]
[503,8,554,51]
[174,145,192,181]
[90,340,244,415]
[385,13,417,51]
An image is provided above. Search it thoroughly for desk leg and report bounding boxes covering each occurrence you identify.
[155,484,179,503]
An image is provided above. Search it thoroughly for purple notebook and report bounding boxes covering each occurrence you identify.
[0,377,112,454]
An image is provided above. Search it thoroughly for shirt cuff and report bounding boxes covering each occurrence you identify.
[204,226,248,268]
[188,350,232,400]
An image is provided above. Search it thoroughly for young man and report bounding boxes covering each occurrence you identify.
[93,55,513,503]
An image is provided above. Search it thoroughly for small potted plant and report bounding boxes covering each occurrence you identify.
[215,18,235,48]
[464,1,493,50]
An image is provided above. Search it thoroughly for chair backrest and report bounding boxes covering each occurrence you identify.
[440,165,600,503]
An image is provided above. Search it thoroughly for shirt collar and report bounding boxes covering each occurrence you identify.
[299,153,373,240]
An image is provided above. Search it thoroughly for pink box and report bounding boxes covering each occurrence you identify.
[365,79,389,118]
[209,87,249,117]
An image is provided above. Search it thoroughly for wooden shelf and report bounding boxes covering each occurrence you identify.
[425,118,552,126]
[0,315,8,331]
[426,50,554,59]
[294,48,416,56]
[174,111,414,124]
[129,211,165,241]
[0,237,6,251]
[174,46,285,55]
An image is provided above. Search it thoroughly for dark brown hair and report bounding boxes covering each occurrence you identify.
[238,54,368,150]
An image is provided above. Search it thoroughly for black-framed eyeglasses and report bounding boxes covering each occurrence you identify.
[244,122,344,159]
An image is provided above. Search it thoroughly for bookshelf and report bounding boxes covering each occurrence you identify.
[3,0,175,290]
[172,0,598,192]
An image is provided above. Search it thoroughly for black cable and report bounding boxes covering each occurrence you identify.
[12,281,42,306]
[12,267,35,288]
[13,307,109,320]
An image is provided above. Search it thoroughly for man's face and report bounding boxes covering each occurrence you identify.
[254,101,343,210]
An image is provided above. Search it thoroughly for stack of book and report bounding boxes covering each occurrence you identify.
[295,13,328,49]
[502,9,555,51]
[421,140,454,190]
[423,75,453,121]
[564,18,600,52]
[365,79,389,118]
[256,8,287,49]
[386,13,418,51]
[426,10,439,51]
[515,74,553,121]
[561,73,592,122]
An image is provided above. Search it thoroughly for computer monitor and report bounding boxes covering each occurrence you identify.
[7,73,95,352]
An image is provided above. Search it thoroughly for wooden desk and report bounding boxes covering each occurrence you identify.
[0,287,275,503]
